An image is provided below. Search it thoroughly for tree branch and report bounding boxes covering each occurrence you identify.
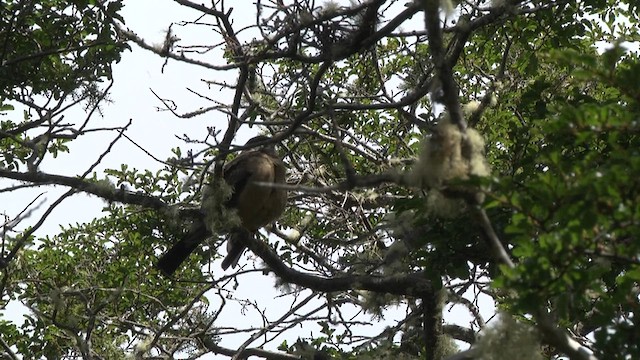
[0,169,167,210]
[245,235,434,297]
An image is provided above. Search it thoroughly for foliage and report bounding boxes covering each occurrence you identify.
[0,0,127,100]
[496,46,640,360]
[1,0,640,359]
[0,0,128,173]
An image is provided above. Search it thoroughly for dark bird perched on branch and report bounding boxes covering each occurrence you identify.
[156,135,288,276]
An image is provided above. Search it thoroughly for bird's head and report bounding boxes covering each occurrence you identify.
[243,135,277,156]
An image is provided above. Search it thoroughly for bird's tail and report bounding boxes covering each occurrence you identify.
[156,221,209,276]
[221,228,253,270]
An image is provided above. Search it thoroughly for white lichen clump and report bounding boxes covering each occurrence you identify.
[413,117,488,187]
[200,177,241,232]
[409,107,491,217]
[475,315,543,360]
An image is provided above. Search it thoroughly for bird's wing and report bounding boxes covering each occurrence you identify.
[230,153,279,230]
[270,157,288,216]
[223,150,261,208]
[219,150,287,269]
[224,151,276,201]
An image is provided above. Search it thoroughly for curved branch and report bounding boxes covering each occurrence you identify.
[257,1,421,64]
[474,210,597,360]
[443,324,477,345]
[245,235,433,297]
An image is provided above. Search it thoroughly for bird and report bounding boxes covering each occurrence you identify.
[156,135,287,276]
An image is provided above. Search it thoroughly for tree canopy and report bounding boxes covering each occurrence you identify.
[1,0,639,359]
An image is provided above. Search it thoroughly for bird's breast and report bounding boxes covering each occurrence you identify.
[233,155,287,231]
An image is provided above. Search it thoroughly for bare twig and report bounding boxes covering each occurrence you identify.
[232,292,318,359]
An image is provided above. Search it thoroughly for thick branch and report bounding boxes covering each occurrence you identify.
[256,1,421,64]
[443,324,477,345]
[422,0,464,128]
[200,338,301,360]
[423,290,443,360]
[245,235,433,297]
[0,169,167,210]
